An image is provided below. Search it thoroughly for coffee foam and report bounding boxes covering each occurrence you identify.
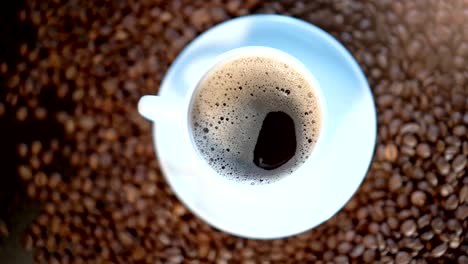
[190,55,321,184]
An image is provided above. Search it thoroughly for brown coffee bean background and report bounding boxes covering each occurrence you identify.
[0,0,467,263]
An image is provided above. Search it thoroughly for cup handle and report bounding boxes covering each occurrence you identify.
[137,95,183,122]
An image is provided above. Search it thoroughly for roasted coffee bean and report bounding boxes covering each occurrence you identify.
[401,219,417,237]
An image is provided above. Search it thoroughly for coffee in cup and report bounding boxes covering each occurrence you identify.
[190,53,322,184]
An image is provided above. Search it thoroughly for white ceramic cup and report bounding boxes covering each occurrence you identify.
[137,15,376,240]
[140,46,326,178]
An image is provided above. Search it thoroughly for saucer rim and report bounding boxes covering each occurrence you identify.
[155,14,377,239]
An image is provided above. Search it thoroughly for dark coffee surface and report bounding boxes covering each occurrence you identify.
[253,111,296,170]
[1,0,467,263]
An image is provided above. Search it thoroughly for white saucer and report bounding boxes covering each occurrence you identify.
[154,15,376,239]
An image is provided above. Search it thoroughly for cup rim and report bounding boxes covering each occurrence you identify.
[185,46,328,185]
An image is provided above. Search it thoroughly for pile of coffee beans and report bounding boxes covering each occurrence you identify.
[0,0,466,263]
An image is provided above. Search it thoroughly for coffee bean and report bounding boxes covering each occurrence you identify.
[417,214,431,229]
[34,172,47,187]
[377,94,394,108]
[17,143,29,158]
[436,157,451,175]
[410,191,426,207]
[400,123,420,134]
[118,231,134,247]
[142,184,157,197]
[401,145,415,156]
[389,173,403,191]
[409,166,424,180]
[43,202,56,215]
[0,220,8,237]
[431,243,448,258]
[453,125,466,136]
[132,247,146,261]
[384,143,399,162]
[26,183,36,198]
[22,233,33,251]
[452,154,467,173]
[362,234,377,250]
[421,230,434,241]
[445,146,459,161]
[33,249,45,263]
[436,140,446,152]
[431,217,445,234]
[17,165,33,181]
[0,103,5,117]
[83,197,95,211]
[15,106,28,121]
[426,172,438,186]
[415,143,431,158]
[350,244,364,257]
[30,141,42,155]
[458,255,468,264]
[440,184,454,197]
[425,124,438,142]
[402,134,417,147]
[124,184,140,203]
[401,219,417,237]
[455,205,468,221]
[395,251,412,264]
[362,249,376,262]
[447,219,463,236]
[445,194,459,210]
[334,255,349,264]
[460,185,468,203]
